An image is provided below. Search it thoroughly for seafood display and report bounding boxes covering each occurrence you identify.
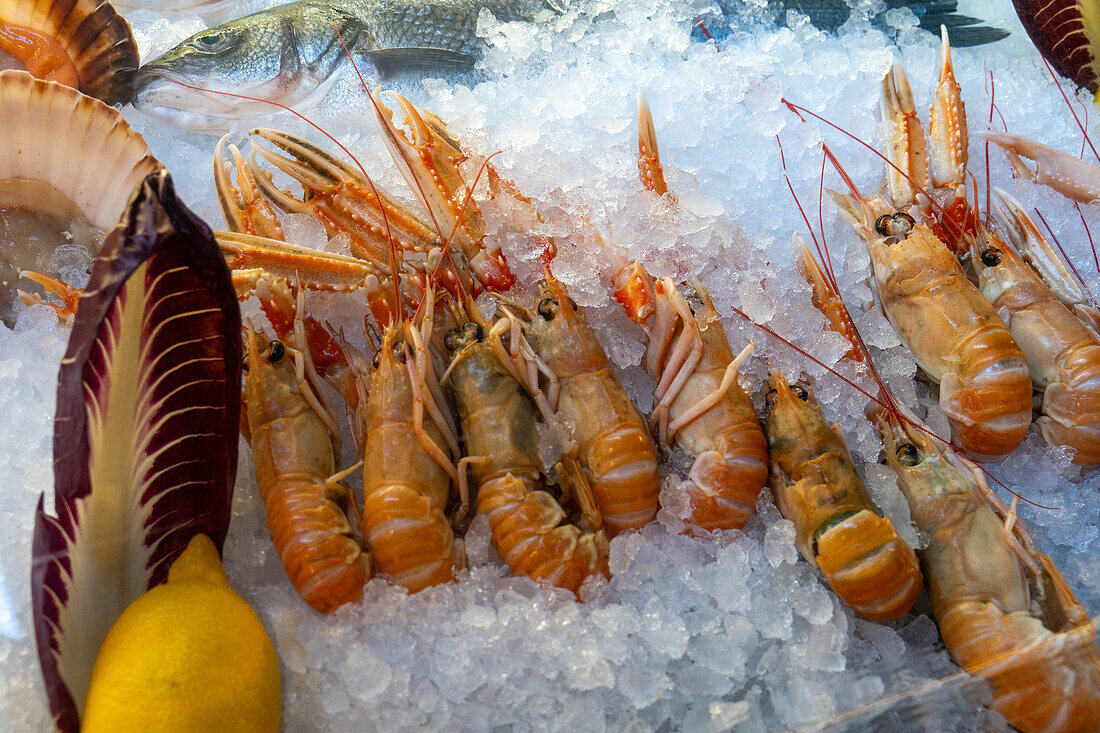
[6,0,1100,729]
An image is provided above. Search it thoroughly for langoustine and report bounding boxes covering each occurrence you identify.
[967,193,1100,464]
[242,306,371,613]
[762,371,923,621]
[494,271,661,537]
[598,94,768,534]
[445,299,609,593]
[879,408,1100,732]
[829,30,1033,461]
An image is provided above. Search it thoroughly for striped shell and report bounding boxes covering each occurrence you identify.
[0,0,137,104]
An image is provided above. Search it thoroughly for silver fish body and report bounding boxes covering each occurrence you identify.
[131,0,558,131]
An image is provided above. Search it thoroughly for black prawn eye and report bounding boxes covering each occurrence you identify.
[444,322,483,351]
[791,383,809,401]
[764,388,779,408]
[444,328,459,352]
[874,212,915,241]
[194,31,227,49]
[980,247,1004,267]
[267,340,285,363]
[392,340,408,363]
[896,442,920,466]
[537,297,558,320]
[686,294,704,315]
[371,349,381,369]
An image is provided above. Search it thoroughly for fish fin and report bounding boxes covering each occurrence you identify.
[363,47,477,76]
[918,17,1009,47]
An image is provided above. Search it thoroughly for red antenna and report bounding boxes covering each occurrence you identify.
[1040,54,1100,165]
[730,305,1054,510]
[782,98,959,240]
[155,73,402,324]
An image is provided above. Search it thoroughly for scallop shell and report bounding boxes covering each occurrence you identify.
[0,70,160,230]
[0,0,137,104]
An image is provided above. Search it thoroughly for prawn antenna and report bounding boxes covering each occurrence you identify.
[333,25,404,322]
[783,98,961,242]
[156,73,401,323]
[729,307,1055,510]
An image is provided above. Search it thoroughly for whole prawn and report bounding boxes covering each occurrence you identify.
[969,206,1100,464]
[880,411,1100,732]
[824,31,1033,460]
[358,285,466,592]
[501,271,661,536]
[600,94,768,534]
[243,319,371,613]
[763,371,923,621]
[832,188,1033,461]
[446,302,609,593]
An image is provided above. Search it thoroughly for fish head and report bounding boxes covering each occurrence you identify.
[130,7,338,132]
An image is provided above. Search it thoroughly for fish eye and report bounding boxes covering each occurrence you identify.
[194,31,227,49]
[791,383,809,401]
[392,341,408,363]
[874,212,915,241]
[980,247,1004,267]
[896,443,920,466]
[537,297,558,320]
[267,340,285,363]
[764,388,778,408]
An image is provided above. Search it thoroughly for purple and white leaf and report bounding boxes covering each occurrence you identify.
[31,170,242,731]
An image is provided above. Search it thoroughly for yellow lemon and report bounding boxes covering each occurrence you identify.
[82,534,281,732]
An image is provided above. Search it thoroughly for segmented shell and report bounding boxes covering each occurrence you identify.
[0,0,137,104]
[0,70,159,229]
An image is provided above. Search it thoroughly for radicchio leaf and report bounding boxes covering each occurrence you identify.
[31,170,242,731]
